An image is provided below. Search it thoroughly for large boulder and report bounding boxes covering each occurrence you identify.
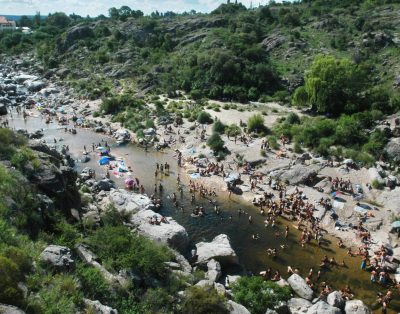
[307,301,341,314]
[93,179,114,192]
[27,80,46,92]
[195,234,238,266]
[83,299,118,314]
[58,25,94,52]
[385,138,400,163]
[261,33,286,52]
[102,189,154,215]
[227,300,251,314]
[276,165,320,185]
[327,291,345,309]
[287,274,313,300]
[0,304,25,314]
[377,187,400,215]
[131,209,189,251]
[368,167,384,184]
[40,245,74,270]
[344,300,370,314]
[287,298,312,314]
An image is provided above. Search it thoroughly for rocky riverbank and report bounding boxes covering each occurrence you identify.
[1,54,400,312]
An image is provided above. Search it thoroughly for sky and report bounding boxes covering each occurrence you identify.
[0,0,281,16]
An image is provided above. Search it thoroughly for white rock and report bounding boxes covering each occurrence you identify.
[287,297,312,314]
[207,259,222,282]
[131,209,189,251]
[227,300,251,314]
[307,301,341,314]
[327,291,345,309]
[0,304,26,314]
[39,245,74,269]
[195,234,238,266]
[287,274,314,300]
[368,167,384,184]
[103,189,154,215]
[345,300,370,314]
[84,299,118,314]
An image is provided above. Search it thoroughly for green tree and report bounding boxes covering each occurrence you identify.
[225,124,241,138]
[207,133,225,153]
[212,119,226,134]
[197,111,213,124]
[46,12,71,29]
[232,277,291,314]
[297,55,368,114]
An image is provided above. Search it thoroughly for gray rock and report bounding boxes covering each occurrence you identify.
[195,234,238,266]
[287,274,313,300]
[385,138,400,163]
[40,245,74,269]
[227,300,251,314]
[27,80,46,92]
[261,34,286,52]
[58,25,94,53]
[225,275,241,288]
[276,164,320,185]
[287,298,312,314]
[14,74,38,83]
[206,259,222,282]
[131,209,189,251]
[0,304,26,314]
[83,299,118,314]
[102,189,154,215]
[307,301,341,314]
[344,300,370,314]
[368,167,384,184]
[327,291,345,309]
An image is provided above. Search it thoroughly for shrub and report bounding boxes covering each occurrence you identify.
[371,179,383,190]
[197,111,213,124]
[180,286,229,314]
[232,277,291,314]
[207,133,225,153]
[225,124,241,138]
[285,113,300,125]
[212,120,226,134]
[247,113,265,133]
[0,256,24,305]
[267,136,280,150]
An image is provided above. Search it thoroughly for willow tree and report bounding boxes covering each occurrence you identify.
[293,55,368,115]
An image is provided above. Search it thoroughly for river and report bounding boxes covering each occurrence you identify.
[6,111,399,313]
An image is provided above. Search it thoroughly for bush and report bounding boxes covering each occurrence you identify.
[285,113,300,125]
[180,286,229,314]
[225,124,241,138]
[247,113,266,133]
[207,133,225,153]
[0,256,24,305]
[232,277,291,314]
[267,136,280,150]
[371,179,383,190]
[197,111,213,124]
[212,120,226,134]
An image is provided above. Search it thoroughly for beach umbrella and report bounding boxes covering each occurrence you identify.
[391,221,400,229]
[99,156,111,165]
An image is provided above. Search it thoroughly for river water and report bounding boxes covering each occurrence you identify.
[6,112,399,313]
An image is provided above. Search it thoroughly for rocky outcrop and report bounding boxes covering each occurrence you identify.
[40,245,74,270]
[83,299,118,314]
[261,34,286,52]
[58,25,94,53]
[287,297,312,314]
[287,274,313,300]
[377,187,400,215]
[344,300,370,314]
[195,234,238,266]
[131,209,189,251]
[307,301,341,314]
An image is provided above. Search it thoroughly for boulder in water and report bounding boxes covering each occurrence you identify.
[327,291,345,309]
[195,234,238,266]
[307,301,341,314]
[287,297,312,314]
[287,274,314,300]
[344,300,370,314]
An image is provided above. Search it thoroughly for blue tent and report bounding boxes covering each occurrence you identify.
[99,156,111,165]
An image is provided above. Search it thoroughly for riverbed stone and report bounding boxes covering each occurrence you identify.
[227,300,251,314]
[344,300,370,314]
[83,299,118,314]
[306,301,341,314]
[195,234,238,266]
[287,274,314,300]
[40,245,74,270]
[327,291,345,309]
[131,209,189,251]
[102,189,154,215]
[287,298,312,314]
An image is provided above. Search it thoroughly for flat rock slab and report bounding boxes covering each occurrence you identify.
[195,234,238,266]
[131,209,189,251]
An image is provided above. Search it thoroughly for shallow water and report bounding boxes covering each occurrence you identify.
[6,113,400,313]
